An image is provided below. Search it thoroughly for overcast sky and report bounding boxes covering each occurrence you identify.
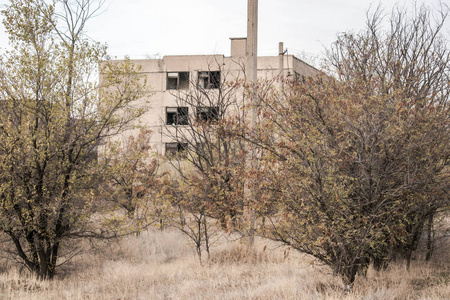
[0,0,449,65]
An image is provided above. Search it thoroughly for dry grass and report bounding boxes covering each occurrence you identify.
[0,229,448,300]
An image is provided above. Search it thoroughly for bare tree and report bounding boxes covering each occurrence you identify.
[159,60,256,261]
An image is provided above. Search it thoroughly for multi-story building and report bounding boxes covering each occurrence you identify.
[113,38,318,155]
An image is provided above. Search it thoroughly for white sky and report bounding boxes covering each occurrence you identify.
[0,0,449,65]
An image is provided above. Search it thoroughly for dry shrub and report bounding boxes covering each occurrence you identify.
[345,261,450,300]
[209,236,299,265]
[0,268,48,299]
[211,243,273,265]
[97,229,191,265]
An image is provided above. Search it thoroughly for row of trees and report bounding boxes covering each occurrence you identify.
[0,0,448,286]
[163,4,450,285]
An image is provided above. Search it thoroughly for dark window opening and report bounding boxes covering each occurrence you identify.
[293,71,306,83]
[166,107,188,125]
[197,106,219,122]
[167,72,190,90]
[165,142,188,157]
[198,71,220,89]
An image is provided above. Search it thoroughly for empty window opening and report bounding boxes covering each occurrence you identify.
[165,142,188,157]
[197,106,219,122]
[167,72,190,90]
[198,71,220,89]
[293,71,306,83]
[166,107,188,125]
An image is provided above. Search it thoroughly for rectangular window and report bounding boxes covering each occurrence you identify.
[165,142,188,157]
[166,107,188,125]
[167,72,190,90]
[197,106,219,122]
[198,71,220,89]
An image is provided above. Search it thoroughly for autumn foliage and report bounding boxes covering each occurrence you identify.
[249,5,450,284]
[0,0,148,279]
[0,0,448,289]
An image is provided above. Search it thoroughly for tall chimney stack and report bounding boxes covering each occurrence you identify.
[279,42,284,76]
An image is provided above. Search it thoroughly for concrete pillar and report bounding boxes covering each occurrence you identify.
[246,0,258,82]
[245,0,258,247]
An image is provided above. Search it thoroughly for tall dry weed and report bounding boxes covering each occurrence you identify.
[0,228,448,299]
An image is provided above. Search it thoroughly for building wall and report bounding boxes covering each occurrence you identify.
[105,39,319,155]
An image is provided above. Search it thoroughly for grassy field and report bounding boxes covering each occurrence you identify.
[0,228,448,300]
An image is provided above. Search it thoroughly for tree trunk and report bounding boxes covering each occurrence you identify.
[342,266,357,289]
[425,213,434,261]
[203,216,210,261]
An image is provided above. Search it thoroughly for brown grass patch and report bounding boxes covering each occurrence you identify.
[0,228,448,299]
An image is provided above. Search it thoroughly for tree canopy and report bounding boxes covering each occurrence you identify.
[253,4,449,285]
[0,0,148,278]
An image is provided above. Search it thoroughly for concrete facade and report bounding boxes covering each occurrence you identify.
[110,38,318,155]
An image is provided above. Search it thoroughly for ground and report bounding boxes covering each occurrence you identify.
[0,228,448,299]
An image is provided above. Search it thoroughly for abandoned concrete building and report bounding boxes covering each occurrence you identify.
[112,38,318,155]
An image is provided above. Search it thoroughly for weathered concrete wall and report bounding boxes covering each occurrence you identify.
[106,40,319,155]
